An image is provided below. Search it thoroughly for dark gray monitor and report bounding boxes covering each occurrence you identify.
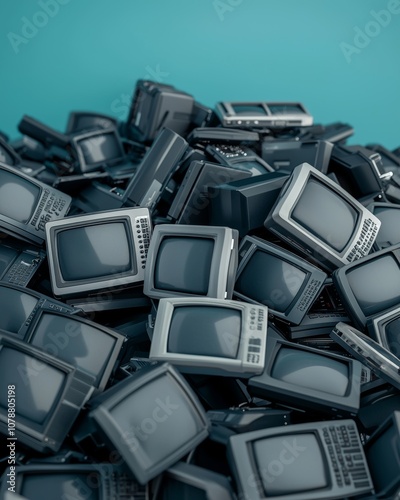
[367,305,400,360]
[333,244,400,329]
[249,326,361,416]
[367,202,400,250]
[66,111,119,134]
[88,363,209,484]
[144,225,238,300]
[234,236,326,325]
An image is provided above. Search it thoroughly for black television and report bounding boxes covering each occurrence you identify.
[367,305,400,360]
[149,297,268,377]
[248,326,362,416]
[0,463,144,500]
[332,243,400,329]
[86,363,209,484]
[0,333,94,453]
[265,163,381,271]
[0,162,71,246]
[227,419,373,500]
[66,111,119,134]
[234,236,327,325]
[45,207,152,298]
[0,283,78,335]
[144,224,239,300]
[367,202,400,250]
[18,307,125,392]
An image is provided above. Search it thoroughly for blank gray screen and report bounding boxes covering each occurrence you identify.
[0,287,38,333]
[155,237,214,294]
[168,306,241,359]
[57,222,133,281]
[79,133,122,165]
[30,313,117,386]
[271,347,349,396]
[21,473,99,500]
[253,433,327,495]
[0,347,65,424]
[375,207,400,247]
[385,317,400,358]
[0,169,40,223]
[292,178,358,252]
[347,255,400,316]
[235,250,306,312]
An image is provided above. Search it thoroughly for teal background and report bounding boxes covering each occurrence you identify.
[1,0,399,148]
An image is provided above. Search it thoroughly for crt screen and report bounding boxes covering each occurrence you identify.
[168,306,241,359]
[385,317,400,358]
[78,132,122,165]
[231,104,267,115]
[268,104,305,115]
[0,287,38,333]
[232,160,269,176]
[30,313,117,386]
[155,236,214,295]
[292,178,358,252]
[235,250,306,313]
[21,473,99,500]
[0,169,40,223]
[0,347,65,425]
[271,347,349,396]
[111,376,201,465]
[0,246,19,277]
[347,255,400,316]
[366,424,398,493]
[253,433,327,496]
[374,207,400,247]
[57,222,133,281]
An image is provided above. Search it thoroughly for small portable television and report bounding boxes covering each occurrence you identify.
[367,202,400,250]
[265,162,381,270]
[234,236,327,325]
[45,207,152,297]
[149,297,268,377]
[248,326,362,416]
[0,463,144,500]
[227,419,374,500]
[144,224,239,300]
[66,111,119,134]
[0,162,71,246]
[367,305,400,360]
[0,333,94,453]
[84,363,209,484]
[332,243,400,329]
[215,101,313,128]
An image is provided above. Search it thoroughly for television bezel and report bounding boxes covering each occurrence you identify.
[89,363,209,484]
[70,127,125,173]
[248,327,361,416]
[0,162,71,246]
[367,305,400,357]
[0,333,94,453]
[45,207,151,297]
[149,297,268,377]
[21,307,125,391]
[227,419,373,500]
[367,201,400,250]
[332,244,400,329]
[144,224,239,300]
[234,236,326,325]
[264,162,381,270]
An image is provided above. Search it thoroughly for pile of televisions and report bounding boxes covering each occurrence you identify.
[1,79,400,500]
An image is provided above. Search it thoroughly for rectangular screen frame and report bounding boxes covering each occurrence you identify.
[149,297,268,377]
[265,163,381,271]
[0,162,71,246]
[144,224,238,300]
[367,305,400,356]
[45,207,151,298]
[248,329,361,416]
[234,236,326,325]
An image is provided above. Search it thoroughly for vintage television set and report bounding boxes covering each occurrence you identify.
[0,162,71,245]
[45,207,152,298]
[81,363,209,484]
[265,163,381,270]
[66,111,119,134]
[0,463,143,500]
[367,202,400,250]
[149,297,268,377]
[15,307,126,392]
[206,144,274,177]
[151,462,234,500]
[0,236,45,287]
[234,236,327,325]
[367,305,400,360]
[261,139,333,173]
[215,102,314,128]
[0,283,78,334]
[0,334,94,453]
[144,224,238,300]
[248,326,362,416]
[227,419,373,500]
[332,244,400,329]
